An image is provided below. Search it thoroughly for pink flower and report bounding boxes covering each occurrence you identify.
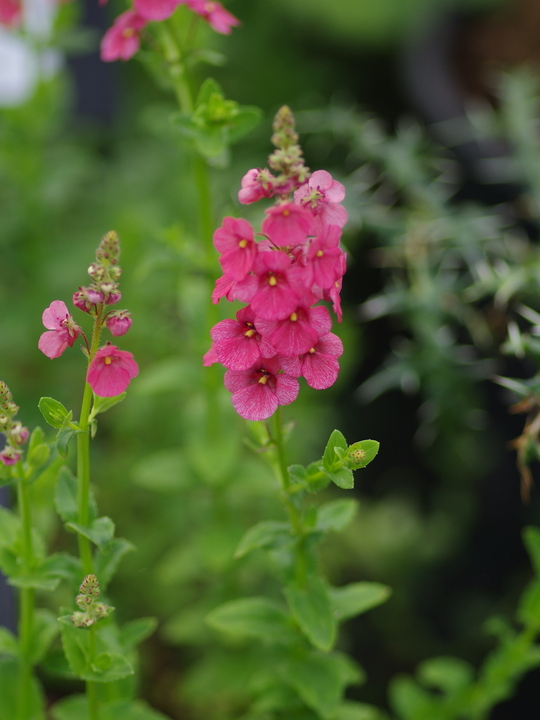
[281,332,343,389]
[184,0,239,34]
[250,250,304,321]
[0,0,20,26]
[210,306,276,370]
[73,287,105,313]
[262,202,314,247]
[87,345,139,397]
[100,10,147,62]
[294,170,347,230]
[213,217,258,281]
[256,304,330,357]
[238,168,275,204]
[306,224,344,290]
[224,358,299,421]
[38,301,81,359]
[106,310,132,337]
[134,0,178,21]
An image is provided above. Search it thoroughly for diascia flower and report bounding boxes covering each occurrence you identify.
[38,301,82,359]
[87,345,139,397]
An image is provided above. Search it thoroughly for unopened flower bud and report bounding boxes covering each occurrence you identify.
[9,422,28,446]
[106,310,132,337]
[0,447,21,466]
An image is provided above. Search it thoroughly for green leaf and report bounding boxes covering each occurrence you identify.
[89,392,126,420]
[330,582,391,621]
[66,517,115,551]
[417,656,474,695]
[60,622,134,683]
[0,506,19,548]
[325,467,354,490]
[196,77,223,106]
[0,627,17,657]
[523,526,540,577]
[346,440,380,470]
[56,427,81,458]
[316,499,358,533]
[322,430,348,472]
[235,521,291,559]
[226,107,263,143]
[206,597,298,644]
[0,656,45,719]
[305,461,331,492]
[389,676,434,720]
[38,397,71,429]
[284,576,336,651]
[27,427,50,469]
[517,579,540,628]
[30,609,61,664]
[119,617,158,651]
[334,701,389,720]
[94,538,135,590]
[51,695,170,720]
[281,650,363,719]
[55,466,97,525]
[4,552,80,592]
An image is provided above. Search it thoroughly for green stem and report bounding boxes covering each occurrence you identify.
[271,409,302,536]
[76,308,103,718]
[16,467,35,720]
[76,307,103,576]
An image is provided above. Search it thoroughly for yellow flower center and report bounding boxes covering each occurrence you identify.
[309,348,315,354]
[289,312,298,322]
[316,250,324,258]
[258,375,268,385]
[245,329,255,338]
[104,356,112,365]
[238,239,248,248]
[269,276,277,286]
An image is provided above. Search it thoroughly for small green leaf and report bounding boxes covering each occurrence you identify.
[346,440,380,470]
[325,467,354,490]
[206,597,298,644]
[316,499,358,533]
[322,430,348,472]
[38,397,71,429]
[0,506,19,548]
[284,576,336,651]
[56,427,81,458]
[334,701,390,720]
[389,676,434,719]
[517,579,540,628]
[281,650,363,719]
[66,517,115,551]
[305,461,331,492]
[94,538,135,590]
[0,627,17,657]
[30,609,61,664]
[417,656,474,695]
[55,466,97,525]
[89,392,126,421]
[51,695,171,720]
[119,617,158,651]
[330,582,391,621]
[523,526,540,577]
[235,521,291,559]
[60,622,134,683]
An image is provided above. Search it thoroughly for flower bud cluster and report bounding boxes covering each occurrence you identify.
[71,574,114,628]
[0,381,29,466]
[206,107,348,422]
[38,232,138,398]
[74,231,123,313]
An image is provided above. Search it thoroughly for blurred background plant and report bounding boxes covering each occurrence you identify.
[5,0,540,718]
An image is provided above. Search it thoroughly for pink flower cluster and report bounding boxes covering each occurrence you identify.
[101,0,239,62]
[206,162,347,421]
[0,382,28,466]
[38,232,138,398]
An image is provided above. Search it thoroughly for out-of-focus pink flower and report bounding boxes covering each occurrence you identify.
[294,170,347,230]
[184,0,239,34]
[224,358,299,421]
[0,447,21,466]
[0,0,20,27]
[134,0,178,21]
[87,345,139,397]
[38,300,81,359]
[100,10,147,63]
[238,168,275,204]
[106,310,132,337]
[203,344,219,366]
[262,202,314,247]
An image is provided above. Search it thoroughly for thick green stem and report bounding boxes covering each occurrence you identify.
[16,468,35,720]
